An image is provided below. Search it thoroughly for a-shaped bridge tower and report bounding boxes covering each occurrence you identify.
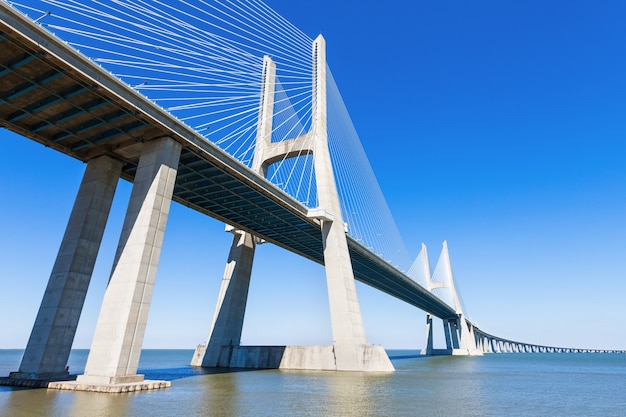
[190,36,393,372]
[409,242,481,356]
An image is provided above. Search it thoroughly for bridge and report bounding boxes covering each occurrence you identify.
[0,0,619,392]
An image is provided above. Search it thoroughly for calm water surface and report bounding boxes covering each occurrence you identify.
[1,350,625,416]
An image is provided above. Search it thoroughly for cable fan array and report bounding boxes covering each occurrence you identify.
[15,0,313,163]
[14,0,410,271]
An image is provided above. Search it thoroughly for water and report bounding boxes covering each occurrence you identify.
[1,350,625,416]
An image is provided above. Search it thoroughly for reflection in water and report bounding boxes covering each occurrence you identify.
[69,390,131,417]
[194,371,244,417]
[190,369,396,417]
[2,389,54,417]
[321,371,393,416]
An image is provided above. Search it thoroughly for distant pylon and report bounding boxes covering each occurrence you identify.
[412,241,482,356]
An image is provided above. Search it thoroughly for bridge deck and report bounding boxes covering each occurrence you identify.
[0,4,457,320]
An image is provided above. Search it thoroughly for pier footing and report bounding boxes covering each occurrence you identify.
[0,375,170,392]
[0,374,74,389]
[193,345,394,372]
[47,379,170,393]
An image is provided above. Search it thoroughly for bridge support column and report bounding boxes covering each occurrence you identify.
[420,314,434,355]
[449,319,461,349]
[191,228,255,367]
[51,137,181,392]
[442,320,454,352]
[310,36,392,372]
[452,316,481,355]
[5,156,122,384]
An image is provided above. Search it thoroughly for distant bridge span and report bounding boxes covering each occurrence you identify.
[473,327,625,354]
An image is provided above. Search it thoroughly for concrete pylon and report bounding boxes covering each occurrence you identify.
[407,243,431,290]
[193,40,392,372]
[63,136,181,391]
[408,244,435,356]
[429,241,482,356]
[411,242,482,356]
[8,156,122,382]
[441,241,481,355]
[310,35,392,371]
[191,56,274,368]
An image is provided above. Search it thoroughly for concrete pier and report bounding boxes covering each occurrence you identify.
[8,156,122,383]
[193,228,256,367]
[59,137,181,391]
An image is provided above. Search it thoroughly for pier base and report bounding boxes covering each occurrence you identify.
[47,379,170,393]
[0,374,74,388]
[193,345,393,371]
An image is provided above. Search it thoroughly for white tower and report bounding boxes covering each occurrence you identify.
[413,241,482,356]
[193,37,393,371]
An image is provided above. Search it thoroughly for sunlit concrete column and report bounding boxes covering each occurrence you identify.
[443,320,453,352]
[449,320,460,349]
[456,317,480,355]
[421,314,434,355]
[191,56,274,368]
[194,229,255,367]
[9,156,122,381]
[476,334,484,353]
[311,35,391,371]
[76,137,181,386]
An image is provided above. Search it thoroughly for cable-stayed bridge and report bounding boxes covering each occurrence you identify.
[0,0,619,392]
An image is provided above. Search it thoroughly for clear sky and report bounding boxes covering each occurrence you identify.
[1,0,625,351]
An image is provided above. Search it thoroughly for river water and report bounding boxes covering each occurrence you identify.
[1,349,625,416]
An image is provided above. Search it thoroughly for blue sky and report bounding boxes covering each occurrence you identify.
[1,0,625,351]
